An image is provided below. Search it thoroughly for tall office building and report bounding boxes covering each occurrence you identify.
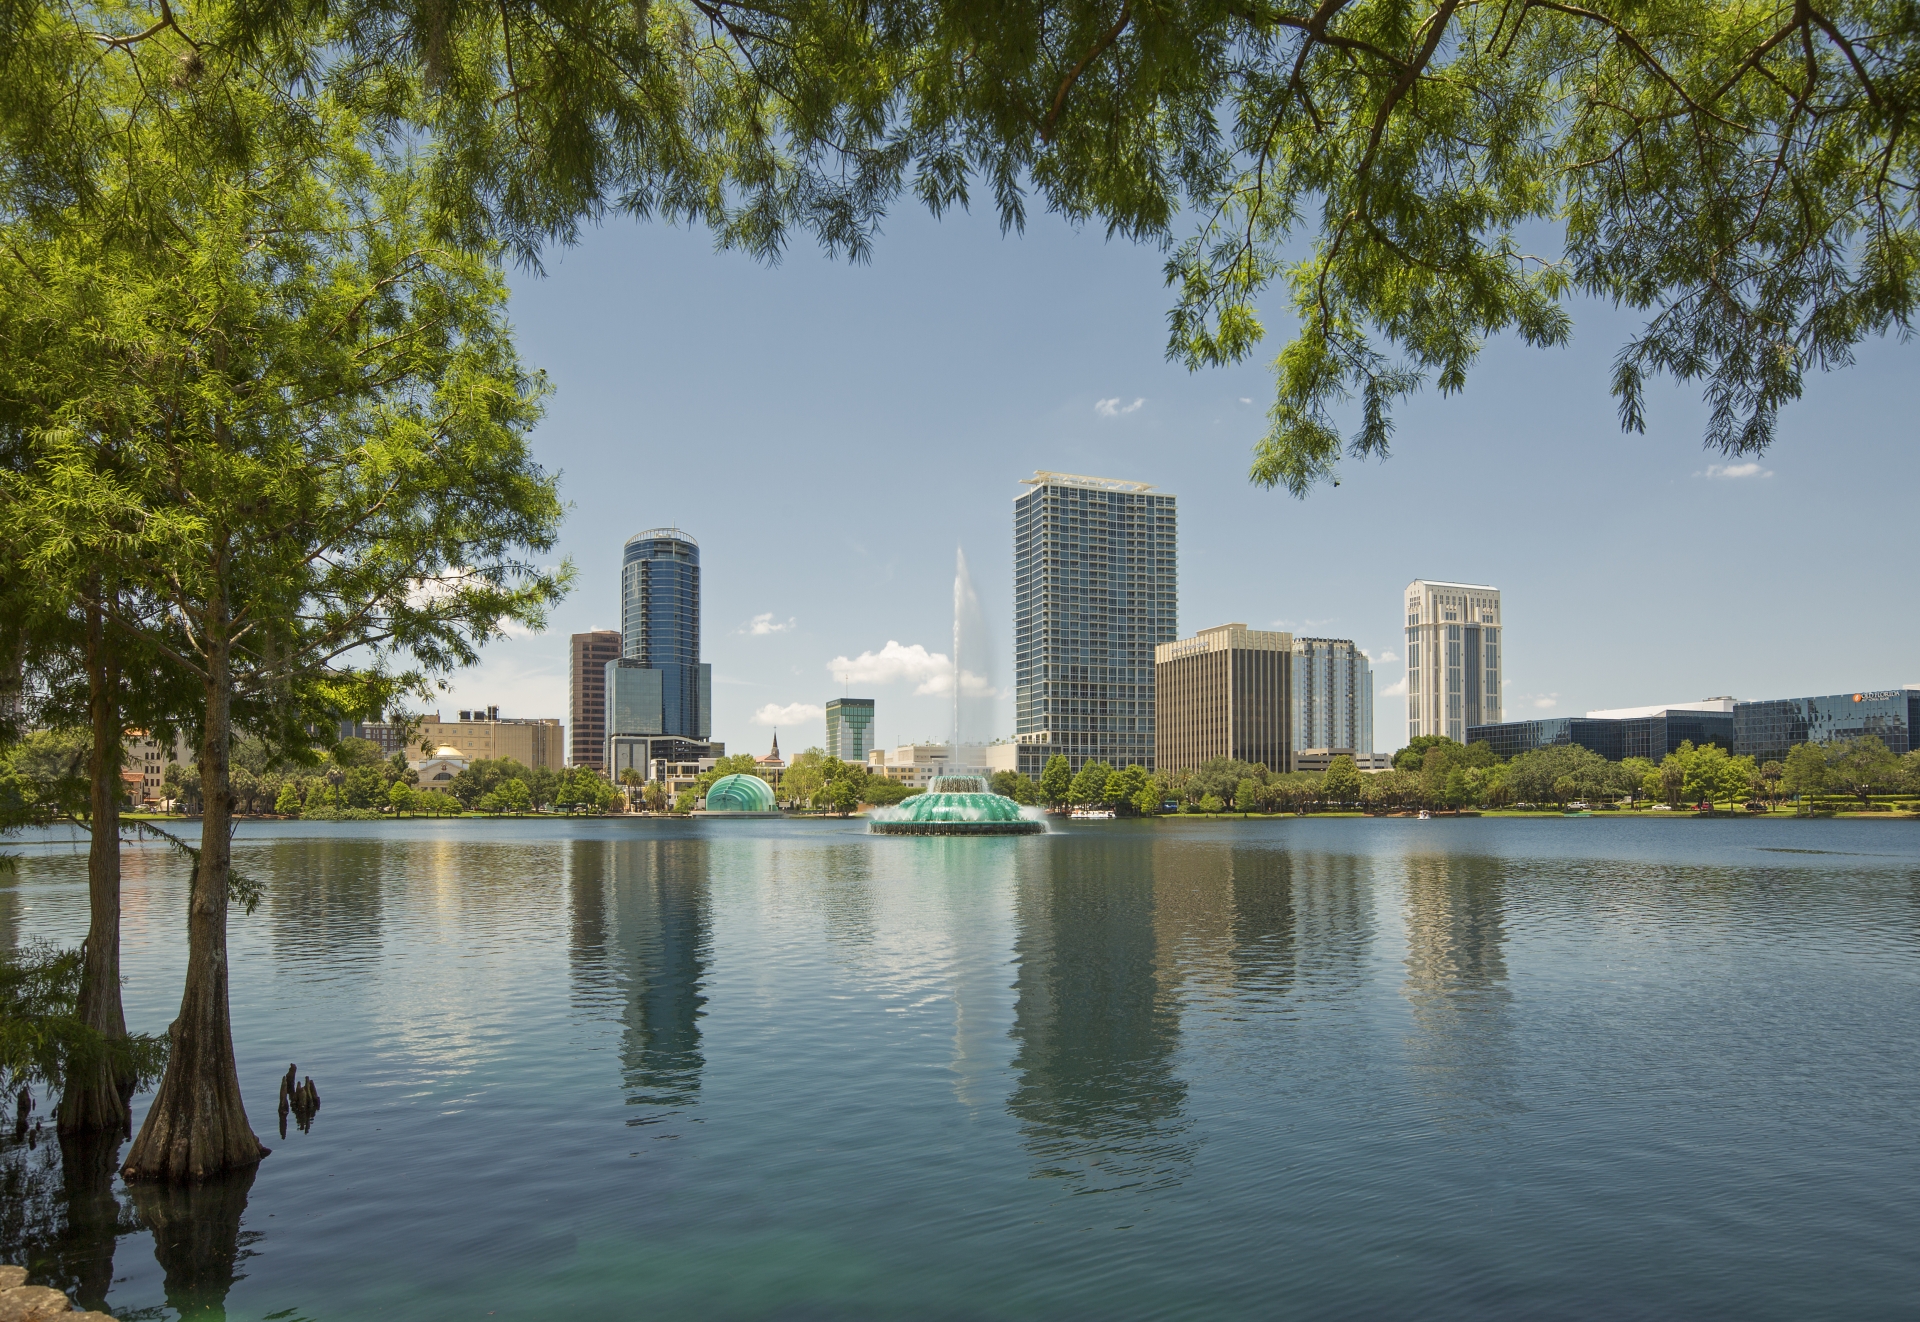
[569,629,622,769]
[608,529,713,776]
[1292,637,1375,756]
[1404,579,1502,745]
[1154,624,1293,772]
[825,698,875,763]
[1013,471,1177,777]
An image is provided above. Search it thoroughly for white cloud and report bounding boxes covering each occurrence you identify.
[824,640,997,697]
[740,612,796,636]
[1530,694,1560,709]
[1095,396,1145,417]
[1700,461,1773,479]
[1374,649,1398,663]
[1382,676,1408,697]
[753,702,823,727]
[1238,397,1253,405]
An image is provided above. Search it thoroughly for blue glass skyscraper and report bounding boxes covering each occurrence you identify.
[607,529,711,774]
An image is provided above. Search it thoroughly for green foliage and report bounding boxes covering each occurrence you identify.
[1321,756,1363,806]
[1132,781,1162,817]
[1106,766,1149,815]
[1824,737,1903,805]
[1503,745,1620,806]
[0,941,166,1096]
[863,778,918,807]
[1234,776,1266,813]
[1038,755,1073,808]
[3,729,91,824]
[553,767,619,814]
[1198,793,1225,815]
[989,771,1039,805]
[1394,737,1459,772]
[1067,760,1114,806]
[274,783,301,816]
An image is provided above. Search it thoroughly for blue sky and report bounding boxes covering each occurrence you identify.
[433,202,1918,758]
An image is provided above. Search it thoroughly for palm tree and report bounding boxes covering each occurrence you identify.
[617,766,644,812]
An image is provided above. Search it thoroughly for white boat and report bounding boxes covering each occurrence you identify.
[1070,808,1117,820]
[1417,810,1431,820]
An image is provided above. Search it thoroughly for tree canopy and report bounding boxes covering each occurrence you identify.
[11,0,1910,495]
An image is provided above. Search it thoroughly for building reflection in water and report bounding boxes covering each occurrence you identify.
[1224,847,1374,1004]
[594,839,712,1122]
[1008,838,1192,1195]
[1400,851,1516,1119]
[263,836,387,966]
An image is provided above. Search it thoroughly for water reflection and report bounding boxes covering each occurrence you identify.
[0,1131,141,1313]
[263,837,387,967]
[1227,849,1374,1004]
[129,1167,261,1320]
[612,840,712,1120]
[1009,838,1192,1194]
[1401,852,1516,1120]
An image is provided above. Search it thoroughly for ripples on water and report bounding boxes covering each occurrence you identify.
[0,817,1916,1320]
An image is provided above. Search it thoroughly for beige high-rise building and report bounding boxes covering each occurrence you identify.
[1404,579,1502,746]
[1153,624,1293,773]
[414,710,565,772]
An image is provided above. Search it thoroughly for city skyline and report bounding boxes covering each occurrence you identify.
[419,207,1915,758]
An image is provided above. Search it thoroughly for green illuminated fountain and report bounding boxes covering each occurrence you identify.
[869,776,1045,835]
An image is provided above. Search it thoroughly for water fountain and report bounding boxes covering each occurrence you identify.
[869,776,1045,835]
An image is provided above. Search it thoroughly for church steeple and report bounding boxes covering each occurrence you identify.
[769,730,780,760]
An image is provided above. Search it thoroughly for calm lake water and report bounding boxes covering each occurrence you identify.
[2,817,1917,1320]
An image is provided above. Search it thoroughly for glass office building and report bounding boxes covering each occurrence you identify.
[1013,471,1177,778]
[825,698,876,763]
[1405,580,1501,745]
[1468,711,1734,762]
[611,528,709,748]
[1735,689,1920,763]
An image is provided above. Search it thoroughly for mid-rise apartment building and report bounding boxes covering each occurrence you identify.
[569,629,622,769]
[825,698,876,763]
[1405,579,1502,745]
[1154,624,1293,773]
[1013,471,1177,778]
[1292,637,1374,757]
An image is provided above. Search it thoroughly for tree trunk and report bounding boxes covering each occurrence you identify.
[123,605,268,1182]
[60,588,131,1135]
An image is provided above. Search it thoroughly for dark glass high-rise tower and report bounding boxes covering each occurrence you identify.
[607,529,710,765]
[622,530,701,668]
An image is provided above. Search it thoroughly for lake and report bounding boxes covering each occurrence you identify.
[2,816,1917,1320]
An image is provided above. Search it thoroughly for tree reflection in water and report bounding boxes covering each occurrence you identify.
[128,1165,260,1321]
[0,1130,144,1315]
[1009,839,1192,1195]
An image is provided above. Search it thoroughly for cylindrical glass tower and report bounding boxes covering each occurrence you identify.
[621,529,700,666]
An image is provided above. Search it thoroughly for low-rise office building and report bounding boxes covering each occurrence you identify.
[1470,687,1919,763]
[1295,748,1393,773]
[415,709,565,771]
[1467,707,1735,762]
[868,743,997,787]
[1734,688,1919,762]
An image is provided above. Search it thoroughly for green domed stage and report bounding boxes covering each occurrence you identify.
[700,773,779,815]
[869,776,1045,835]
